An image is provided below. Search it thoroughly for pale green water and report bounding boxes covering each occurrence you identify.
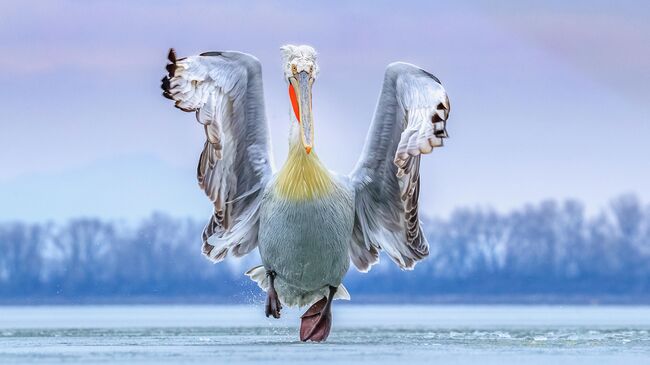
[1,305,649,364]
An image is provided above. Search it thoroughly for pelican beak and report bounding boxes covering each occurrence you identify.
[289,71,314,154]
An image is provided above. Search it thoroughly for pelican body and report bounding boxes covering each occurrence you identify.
[161,45,451,341]
[259,169,354,307]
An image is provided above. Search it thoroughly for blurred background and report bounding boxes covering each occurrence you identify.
[1,0,649,304]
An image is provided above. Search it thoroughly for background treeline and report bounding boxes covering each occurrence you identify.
[1,195,649,304]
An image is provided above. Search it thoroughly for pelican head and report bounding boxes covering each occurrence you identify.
[281,45,318,154]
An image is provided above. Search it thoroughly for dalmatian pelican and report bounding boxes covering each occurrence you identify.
[161,45,450,342]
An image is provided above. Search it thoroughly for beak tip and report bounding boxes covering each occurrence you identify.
[305,146,312,154]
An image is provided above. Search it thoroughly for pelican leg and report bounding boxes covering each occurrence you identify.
[265,270,282,319]
[300,285,336,342]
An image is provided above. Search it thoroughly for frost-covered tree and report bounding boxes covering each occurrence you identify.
[0,195,648,302]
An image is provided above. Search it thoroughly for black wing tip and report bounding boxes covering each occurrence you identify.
[167,48,177,63]
[174,104,195,112]
[200,51,223,57]
[421,69,441,84]
[165,48,178,78]
[162,48,176,98]
[160,76,170,90]
[161,48,196,111]
[162,49,176,99]
[165,63,176,77]
[160,76,175,102]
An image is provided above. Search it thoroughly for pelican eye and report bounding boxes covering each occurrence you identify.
[291,64,298,74]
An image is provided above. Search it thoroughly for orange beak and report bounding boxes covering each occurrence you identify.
[289,84,300,123]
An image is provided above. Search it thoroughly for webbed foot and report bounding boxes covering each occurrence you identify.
[265,270,282,319]
[300,286,336,342]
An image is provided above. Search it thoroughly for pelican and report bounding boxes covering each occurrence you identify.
[161,45,450,341]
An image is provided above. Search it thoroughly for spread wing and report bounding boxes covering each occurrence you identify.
[161,49,273,263]
[349,62,450,271]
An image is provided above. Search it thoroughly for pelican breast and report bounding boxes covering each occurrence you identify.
[258,174,354,301]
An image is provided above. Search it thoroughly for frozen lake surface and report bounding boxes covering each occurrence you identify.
[1,305,649,364]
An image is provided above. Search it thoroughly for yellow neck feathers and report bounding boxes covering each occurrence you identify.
[274,146,334,200]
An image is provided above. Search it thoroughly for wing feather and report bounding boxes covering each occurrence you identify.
[349,62,450,271]
[161,49,272,263]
